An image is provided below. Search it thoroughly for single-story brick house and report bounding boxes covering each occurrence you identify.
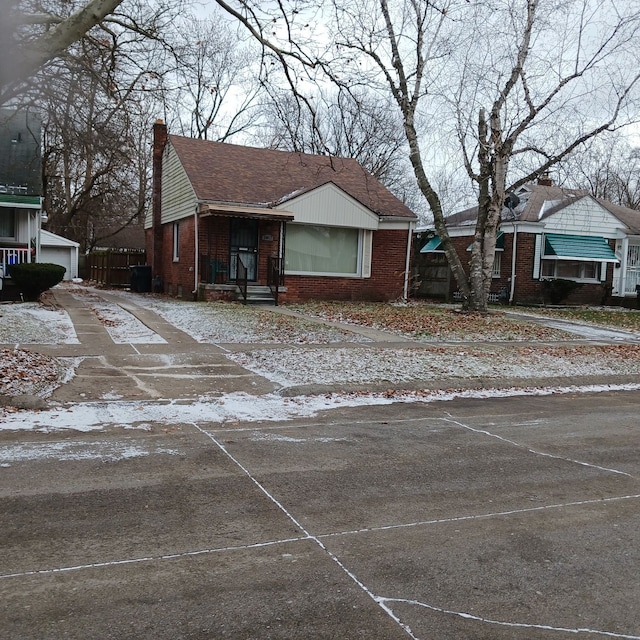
[419,180,640,305]
[145,120,417,303]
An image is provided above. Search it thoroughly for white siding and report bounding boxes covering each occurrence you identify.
[543,196,626,237]
[281,183,379,230]
[161,142,197,225]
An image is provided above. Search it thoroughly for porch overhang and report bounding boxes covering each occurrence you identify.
[199,202,294,221]
[420,236,444,253]
[543,233,618,262]
[0,194,41,208]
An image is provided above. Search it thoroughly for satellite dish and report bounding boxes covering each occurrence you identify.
[504,192,520,209]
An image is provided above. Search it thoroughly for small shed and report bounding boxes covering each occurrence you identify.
[39,230,80,280]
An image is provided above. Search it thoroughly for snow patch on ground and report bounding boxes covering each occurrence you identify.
[0,303,78,344]
[0,440,180,463]
[227,345,640,386]
[2,385,640,432]
[105,292,370,344]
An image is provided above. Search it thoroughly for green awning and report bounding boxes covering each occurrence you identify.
[0,194,41,206]
[543,233,618,262]
[466,231,505,251]
[420,236,444,253]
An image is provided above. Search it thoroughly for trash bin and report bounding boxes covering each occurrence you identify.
[130,265,152,293]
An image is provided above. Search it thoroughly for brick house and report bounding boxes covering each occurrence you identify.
[146,121,417,303]
[419,181,640,305]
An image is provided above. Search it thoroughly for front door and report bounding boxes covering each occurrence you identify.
[230,218,259,281]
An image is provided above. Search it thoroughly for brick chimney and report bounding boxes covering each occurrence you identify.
[151,119,167,279]
[537,171,553,186]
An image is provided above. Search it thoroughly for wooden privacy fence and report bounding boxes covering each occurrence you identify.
[87,249,146,287]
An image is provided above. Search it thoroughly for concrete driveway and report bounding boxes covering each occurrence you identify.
[1,289,639,639]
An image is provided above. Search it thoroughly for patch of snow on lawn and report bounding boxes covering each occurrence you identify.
[0,303,78,344]
[106,292,369,344]
[227,345,640,386]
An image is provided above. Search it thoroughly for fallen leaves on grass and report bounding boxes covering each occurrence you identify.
[0,348,63,397]
[288,301,570,341]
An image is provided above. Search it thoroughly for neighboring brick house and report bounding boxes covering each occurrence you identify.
[145,121,417,303]
[419,180,640,306]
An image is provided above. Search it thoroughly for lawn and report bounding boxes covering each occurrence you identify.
[517,305,640,332]
[287,301,574,342]
[288,301,640,341]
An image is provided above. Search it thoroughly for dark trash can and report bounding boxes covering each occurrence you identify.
[130,265,152,293]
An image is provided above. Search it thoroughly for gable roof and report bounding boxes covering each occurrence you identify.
[446,183,640,234]
[167,135,416,220]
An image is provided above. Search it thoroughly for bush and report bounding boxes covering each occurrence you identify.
[8,263,66,301]
[541,278,583,305]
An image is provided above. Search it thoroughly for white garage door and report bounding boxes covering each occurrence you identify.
[39,247,72,280]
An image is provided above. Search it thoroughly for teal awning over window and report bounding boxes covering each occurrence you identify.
[466,231,505,252]
[543,234,618,262]
[420,236,444,253]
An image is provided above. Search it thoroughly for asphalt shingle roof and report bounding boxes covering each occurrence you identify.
[446,183,640,233]
[168,135,416,220]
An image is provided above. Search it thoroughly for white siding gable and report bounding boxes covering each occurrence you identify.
[161,142,197,225]
[279,183,379,230]
[543,196,626,237]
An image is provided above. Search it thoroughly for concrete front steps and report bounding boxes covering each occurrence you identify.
[242,285,277,305]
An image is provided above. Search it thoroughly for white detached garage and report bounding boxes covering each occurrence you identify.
[39,230,80,280]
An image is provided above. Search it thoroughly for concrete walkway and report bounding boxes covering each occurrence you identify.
[41,289,278,403]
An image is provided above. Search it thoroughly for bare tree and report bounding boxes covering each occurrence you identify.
[33,0,180,251]
[167,16,261,141]
[260,87,409,187]
[1,0,127,104]
[557,134,640,210]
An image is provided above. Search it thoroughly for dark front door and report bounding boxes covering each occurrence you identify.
[230,218,259,281]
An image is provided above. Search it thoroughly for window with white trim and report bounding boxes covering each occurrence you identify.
[285,224,362,276]
[172,222,180,261]
[492,252,501,278]
[0,208,16,239]
[541,259,600,281]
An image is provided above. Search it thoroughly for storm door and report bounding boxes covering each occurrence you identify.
[230,218,259,281]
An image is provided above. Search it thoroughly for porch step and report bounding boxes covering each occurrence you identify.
[242,285,277,305]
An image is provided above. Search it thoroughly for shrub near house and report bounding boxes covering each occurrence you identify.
[9,263,65,301]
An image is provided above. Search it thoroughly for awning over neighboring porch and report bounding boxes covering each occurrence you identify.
[199,203,294,221]
[421,231,505,254]
[420,236,444,253]
[543,233,618,262]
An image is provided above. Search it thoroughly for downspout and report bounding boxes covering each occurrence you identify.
[192,204,199,298]
[509,223,518,304]
[403,221,414,301]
